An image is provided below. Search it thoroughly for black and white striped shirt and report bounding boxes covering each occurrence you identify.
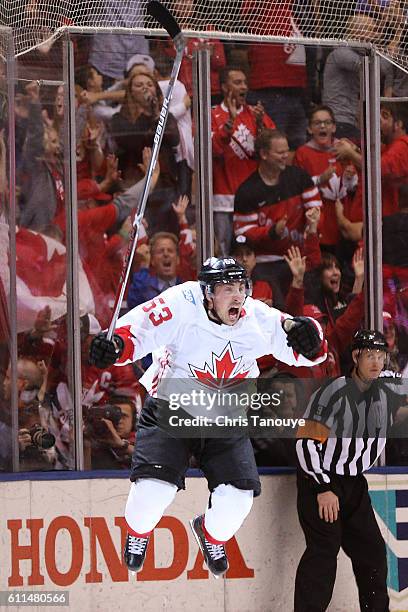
[296,376,407,491]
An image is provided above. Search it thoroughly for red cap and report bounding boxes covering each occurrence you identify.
[303,304,328,321]
[77,179,112,202]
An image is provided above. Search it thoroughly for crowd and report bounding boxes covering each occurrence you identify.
[1,1,408,472]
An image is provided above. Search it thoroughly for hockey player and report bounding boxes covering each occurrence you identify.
[89,257,327,577]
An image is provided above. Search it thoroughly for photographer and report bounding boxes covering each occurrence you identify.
[84,395,136,470]
[18,402,56,471]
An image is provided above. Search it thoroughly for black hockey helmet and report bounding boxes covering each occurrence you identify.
[351,329,388,353]
[198,257,252,296]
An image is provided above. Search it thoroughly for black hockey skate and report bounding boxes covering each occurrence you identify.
[124,533,150,573]
[189,515,229,578]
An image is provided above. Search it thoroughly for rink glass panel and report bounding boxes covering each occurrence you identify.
[13,42,74,472]
[72,34,189,471]
[380,97,408,465]
[0,29,14,472]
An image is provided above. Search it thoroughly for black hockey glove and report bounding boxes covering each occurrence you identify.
[282,316,322,360]
[89,333,124,369]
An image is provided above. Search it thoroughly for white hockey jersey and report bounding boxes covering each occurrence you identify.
[114,281,327,399]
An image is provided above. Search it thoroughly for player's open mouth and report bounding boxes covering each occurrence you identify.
[229,307,239,319]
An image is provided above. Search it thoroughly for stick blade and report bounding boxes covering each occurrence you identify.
[147,1,181,39]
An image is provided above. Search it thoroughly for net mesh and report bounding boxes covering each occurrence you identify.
[1,0,408,72]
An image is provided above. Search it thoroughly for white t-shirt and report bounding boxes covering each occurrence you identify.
[159,79,194,170]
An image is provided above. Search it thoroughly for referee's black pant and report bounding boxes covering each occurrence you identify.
[295,472,389,612]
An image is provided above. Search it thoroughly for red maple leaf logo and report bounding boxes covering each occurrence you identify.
[189,343,250,390]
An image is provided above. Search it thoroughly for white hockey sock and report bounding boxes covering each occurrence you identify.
[125,478,177,535]
[204,484,253,542]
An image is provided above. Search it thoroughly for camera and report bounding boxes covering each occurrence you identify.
[83,404,123,436]
[29,424,56,449]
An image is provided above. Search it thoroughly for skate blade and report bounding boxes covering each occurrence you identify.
[189,518,225,580]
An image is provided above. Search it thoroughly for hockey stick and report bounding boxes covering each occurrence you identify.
[106,1,186,340]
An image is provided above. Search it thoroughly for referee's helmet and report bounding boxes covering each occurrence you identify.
[351,329,388,352]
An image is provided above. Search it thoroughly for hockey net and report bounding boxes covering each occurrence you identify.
[1,0,408,72]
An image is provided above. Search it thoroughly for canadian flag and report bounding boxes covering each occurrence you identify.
[16,228,67,297]
[0,221,95,333]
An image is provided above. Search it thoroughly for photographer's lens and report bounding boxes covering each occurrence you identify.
[30,426,56,449]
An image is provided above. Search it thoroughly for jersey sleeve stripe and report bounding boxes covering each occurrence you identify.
[234,224,259,236]
[233,212,259,222]
[303,186,320,199]
[304,200,322,209]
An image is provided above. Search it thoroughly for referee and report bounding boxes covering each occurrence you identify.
[295,329,408,612]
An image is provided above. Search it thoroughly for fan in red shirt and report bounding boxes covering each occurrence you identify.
[212,66,275,255]
[240,0,307,149]
[380,102,408,217]
[293,105,354,250]
[334,102,408,223]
